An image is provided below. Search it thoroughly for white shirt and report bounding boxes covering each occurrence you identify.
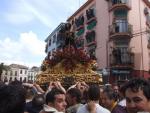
[40,104,64,113]
[77,103,110,113]
[118,99,126,107]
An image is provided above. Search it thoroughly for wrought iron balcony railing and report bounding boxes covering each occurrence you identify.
[110,51,134,67]
[109,21,132,39]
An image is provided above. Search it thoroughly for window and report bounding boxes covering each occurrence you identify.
[144,7,150,28]
[20,70,22,74]
[49,39,51,46]
[86,31,96,44]
[5,71,7,75]
[15,71,17,76]
[75,14,84,28]
[112,0,128,5]
[53,34,57,43]
[114,19,128,33]
[114,9,127,18]
[25,70,27,74]
[20,77,22,81]
[86,7,96,20]
[10,71,13,76]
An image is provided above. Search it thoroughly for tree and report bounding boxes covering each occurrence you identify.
[0,63,9,81]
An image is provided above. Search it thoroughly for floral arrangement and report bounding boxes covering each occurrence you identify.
[42,46,93,72]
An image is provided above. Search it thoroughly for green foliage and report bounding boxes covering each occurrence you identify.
[0,63,8,81]
[0,63,9,76]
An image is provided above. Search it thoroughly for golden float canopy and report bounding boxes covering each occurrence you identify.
[36,60,102,86]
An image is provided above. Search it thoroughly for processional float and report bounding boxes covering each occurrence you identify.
[35,23,102,88]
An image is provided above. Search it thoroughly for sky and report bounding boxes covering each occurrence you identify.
[0,0,87,68]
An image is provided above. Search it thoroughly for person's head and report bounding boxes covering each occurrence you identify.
[0,85,26,113]
[46,88,67,112]
[25,87,35,101]
[124,78,150,113]
[101,88,118,110]
[88,85,100,101]
[113,84,119,93]
[9,80,22,86]
[32,94,45,109]
[66,88,81,106]
[118,83,126,99]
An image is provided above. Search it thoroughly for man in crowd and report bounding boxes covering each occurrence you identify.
[101,87,127,113]
[77,85,110,113]
[40,88,67,113]
[124,78,150,113]
[0,84,26,113]
[66,88,83,113]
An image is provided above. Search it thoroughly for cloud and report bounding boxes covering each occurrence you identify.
[20,31,45,55]
[2,0,88,27]
[0,31,46,67]
[0,0,88,67]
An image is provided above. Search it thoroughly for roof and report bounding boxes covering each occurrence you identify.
[31,66,40,71]
[67,0,94,21]
[9,64,28,69]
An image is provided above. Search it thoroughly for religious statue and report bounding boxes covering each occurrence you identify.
[59,23,77,49]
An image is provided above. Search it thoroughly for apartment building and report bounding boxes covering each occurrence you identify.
[45,23,66,59]
[66,0,150,83]
[45,0,150,83]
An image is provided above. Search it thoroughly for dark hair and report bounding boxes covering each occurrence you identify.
[9,80,22,86]
[88,85,100,101]
[124,78,150,100]
[46,88,65,104]
[103,88,118,101]
[32,94,45,107]
[0,85,26,113]
[25,87,35,99]
[67,88,81,103]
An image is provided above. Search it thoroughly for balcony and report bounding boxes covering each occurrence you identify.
[109,0,131,11]
[109,22,132,39]
[110,50,134,68]
[85,30,96,46]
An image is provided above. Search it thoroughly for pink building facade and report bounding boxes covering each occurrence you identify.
[67,0,150,83]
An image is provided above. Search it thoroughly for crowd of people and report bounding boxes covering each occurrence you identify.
[0,77,150,113]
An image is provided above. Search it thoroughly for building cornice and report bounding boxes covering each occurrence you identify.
[143,0,150,8]
[67,0,94,21]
